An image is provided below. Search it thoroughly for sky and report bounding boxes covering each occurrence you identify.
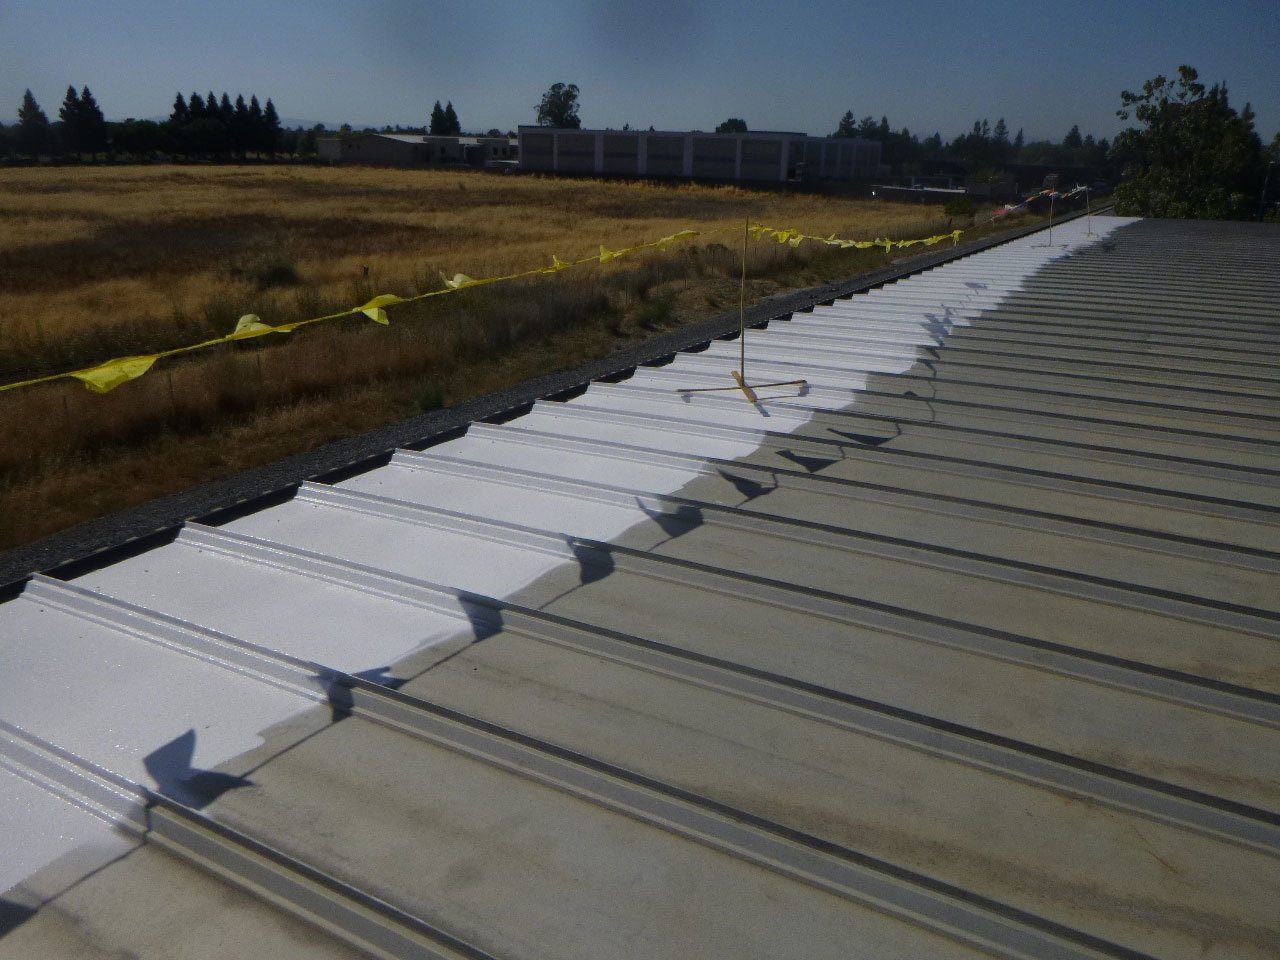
[2,0,1277,144]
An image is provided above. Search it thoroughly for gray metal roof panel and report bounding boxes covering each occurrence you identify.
[3,215,1279,960]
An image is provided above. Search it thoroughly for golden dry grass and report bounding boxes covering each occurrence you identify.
[0,164,1032,550]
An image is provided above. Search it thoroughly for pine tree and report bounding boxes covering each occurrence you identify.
[833,111,856,138]
[429,100,446,135]
[232,94,249,155]
[218,93,234,125]
[262,98,281,155]
[992,118,1010,163]
[188,92,206,120]
[59,85,83,155]
[248,95,264,154]
[1013,128,1024,153]
[443,101,460,134]
[1063,124,1083,149]
[170,92,189,125]
[79,86,106,158]
[17,89,50,156]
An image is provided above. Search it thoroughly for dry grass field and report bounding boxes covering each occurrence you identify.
[0,164,1029,549]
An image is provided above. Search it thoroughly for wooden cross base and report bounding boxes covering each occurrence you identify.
[677,369,807,404]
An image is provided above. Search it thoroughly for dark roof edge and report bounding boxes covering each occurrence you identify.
[0,205,1105,592]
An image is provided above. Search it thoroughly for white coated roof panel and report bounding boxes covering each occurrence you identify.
[3,214,1279,960]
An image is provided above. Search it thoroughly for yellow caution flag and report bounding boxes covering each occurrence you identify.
[228,314,278,340]
[71,355,159,394]
[655,229,700,250]
[359,294,405,325]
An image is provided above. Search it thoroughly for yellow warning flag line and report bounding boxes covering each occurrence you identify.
[0,222,960,396]
[749,223,962,252]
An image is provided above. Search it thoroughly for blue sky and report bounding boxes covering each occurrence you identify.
[2,0,1277,143]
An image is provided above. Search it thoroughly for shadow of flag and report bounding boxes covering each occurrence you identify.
[142,729,252,809]
[777,450,838,474]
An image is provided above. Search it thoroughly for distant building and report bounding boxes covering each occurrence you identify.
[517,127,881,183]
[317,134,518,168]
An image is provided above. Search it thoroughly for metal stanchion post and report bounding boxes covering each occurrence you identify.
[678,217,806,407]
[739,217,747,383]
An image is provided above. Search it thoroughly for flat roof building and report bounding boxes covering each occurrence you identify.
[318,133,517,169]
[518,126,882,183]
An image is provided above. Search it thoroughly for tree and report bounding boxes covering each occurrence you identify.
[833,110,856,138]
[297,123,324,156]
[1063,124,1083,149]
[1013,128,1024,153]
[429,100,446,135]
[248,95,264,153]
[992,117,1011,163]
[78,86,107,158]
[114,119,165,157]
[262,98,282,155]
[188,92,206,121]
[170,92,189,126]
[536,82,581,128]
[715,117,747,133]
[949,119,1001,171]
[443,101,461,134]
[59,85,83,154]
[231,94,250,155]
[1111,65,1265,219]
[17,89,50,156]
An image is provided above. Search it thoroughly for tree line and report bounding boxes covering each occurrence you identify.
[4,86,285,160]
[829,111,1111,176]
[720,66,1278,218]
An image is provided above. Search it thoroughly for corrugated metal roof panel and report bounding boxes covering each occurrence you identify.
[3,215,1278,960]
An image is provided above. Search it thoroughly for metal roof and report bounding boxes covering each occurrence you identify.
[2,215,1278,960]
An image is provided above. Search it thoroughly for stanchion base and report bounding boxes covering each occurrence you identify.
[676,370,807,404]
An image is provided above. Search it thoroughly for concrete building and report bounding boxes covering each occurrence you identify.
[317,133,517,168]
[518,126,881,182]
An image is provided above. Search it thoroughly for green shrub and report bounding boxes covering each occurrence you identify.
[944,196,977,220]
[633,294,675,330]
[418,385,445,412]
[228,253,300,289]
